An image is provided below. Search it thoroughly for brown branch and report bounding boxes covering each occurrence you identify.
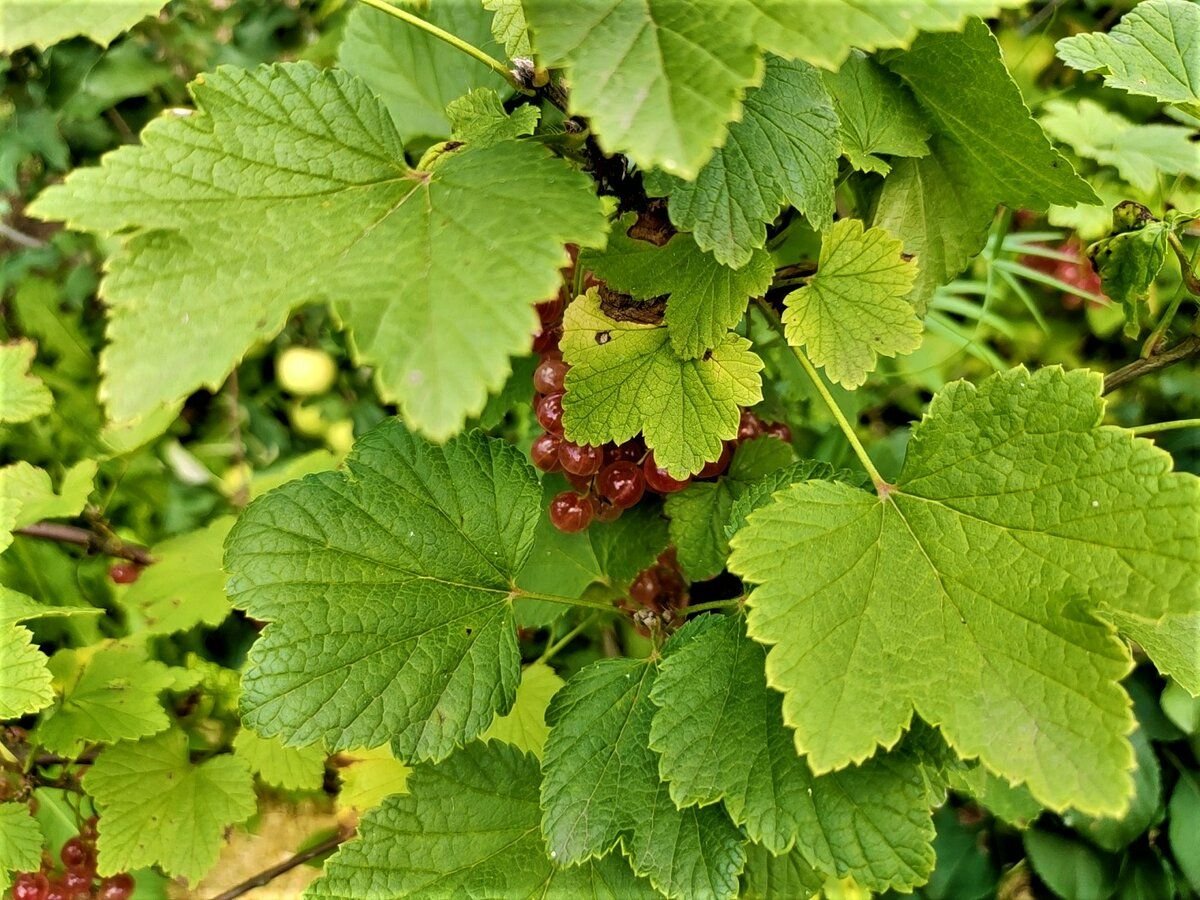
[1103,335,1200,394]
[208,827,354,900]
[12,522,154,565]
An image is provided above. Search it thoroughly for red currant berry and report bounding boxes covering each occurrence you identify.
[530,432,563,472]
[108,563,140,585]
[763,421,792,443]
[629,569,660,607]
[61,870,90,899]
[536,297,563,326]
[605,437,645,464]
[533,358,569,396]
[559,441,604,477]
[594,499,623,523]
[42,880,68,900]
[11,873,49,900]
[737,409,763,442]
[535,393,565,435]
[697,443,733,479]
[597,461,645,509]
[97,875,134,900]
[549,492,594,533]
[643,455,690,494]
[532,326,561,355]
[60,838,89,871]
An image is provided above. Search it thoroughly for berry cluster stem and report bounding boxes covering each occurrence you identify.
[355,0,524,92]
[754,299,889,494]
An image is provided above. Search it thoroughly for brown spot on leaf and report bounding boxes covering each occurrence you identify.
[599,284,666,324]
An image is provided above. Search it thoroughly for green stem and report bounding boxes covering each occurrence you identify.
[356,0,523,91]
[1168,232,1200,298]
[680,598,743,617]
[513,588,615,612]
[754,299,890,492]
[1128,418,1200,436]
[539,612,603,662]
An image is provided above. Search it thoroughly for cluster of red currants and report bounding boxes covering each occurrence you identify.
[10,819,134,900]
[530,304,792,534]
[621,548,689,636]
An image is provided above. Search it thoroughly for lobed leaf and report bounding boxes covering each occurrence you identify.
[729,366,1200,816]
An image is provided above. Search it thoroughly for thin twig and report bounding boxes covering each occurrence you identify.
[13,522,154,565]
[208,827,354,900]
[0,221,46,249]
[1103,335,1200,394]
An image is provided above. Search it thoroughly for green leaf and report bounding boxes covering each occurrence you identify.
[522,0,761,178]
[647,55,839,268]
[947,764,1043,827]
[823,51,929,176]
[1066,729,1161,852]
[483,0,530,57]
[83,729,256,885]
[561,289,763,478]
[782,219,921,389]
[540,655,746,899]
[581,214,773,358]
[339,1,511,143]
[875,19,1097,307]
[729,367,1200,816]
[35,645,174,755]
[335,745,412,814]
[1087,220,1171,338]
[30,63,606,438]
[0,0,167,51]
[1103,610,1200,696]
[726,459,858,538]
[446,88,540,148]
[0,341,52,424]
[226,422,540,763]
[120,516,233,635]
[309,741,656,899]
[233,728,327,792]
[924,806,998,900]
[1023,828,1119,900]
[1041,99,1200,194]
[0,624,53,720]
[740,844,823,900]
[649,615,943,890]
[1056,0,1200,117]
[745,0,1028,70]
[0,461,96,530]
[0,803,42,893]
[479,662,564,759]
[664,437,797,581]
[1169,776,1200,893]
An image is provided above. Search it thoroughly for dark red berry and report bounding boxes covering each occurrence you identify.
[605,438,645,464]
[97,875,134,900]
[42,880,68,900]
[629,569,660,607]
[559,441,604,477]
[11,873,49,900]
[594,499,623,523]
[530,432,563,472]
[536,298,563,326]
[697,443,733,479]
[60,838,89,870]
[539,347,563,362]
[597,461,645,509]
[532,326,561,355]
[61,870,90,899]
[536,393,565,435]
[549,492,594,533]
[763,421,792,443]
[643,454,689,494]
[108,563,140,585]
[737,409,763,442]
[533,358,569,396]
